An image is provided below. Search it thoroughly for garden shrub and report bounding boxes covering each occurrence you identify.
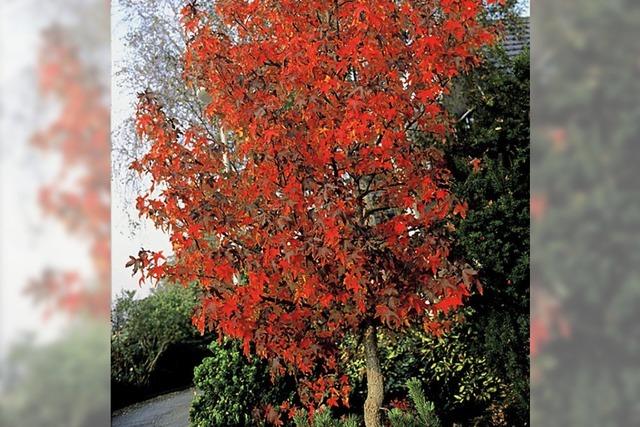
[343,320,506,424]
[190,339,296,427]
[111,282,210,409]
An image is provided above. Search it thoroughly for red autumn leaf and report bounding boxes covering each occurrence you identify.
[393,220,407,235]
[344,272,360,293]
[453,201,469,219]
[327,396,339,407]
[187,223,203,239]
[152,251,166,264]
[214,262,235,282]
[318,294,333,308]
[324,224,341,247]
[470,157,482,173]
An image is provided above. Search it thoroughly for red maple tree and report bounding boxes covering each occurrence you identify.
[130,1,496,424]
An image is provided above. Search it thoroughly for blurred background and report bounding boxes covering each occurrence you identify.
[0,0,110,426]
[531,0,640,425]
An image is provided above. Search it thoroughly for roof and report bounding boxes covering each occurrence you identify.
[502,16,530,57]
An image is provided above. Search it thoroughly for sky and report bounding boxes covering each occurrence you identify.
[111,0,170,300]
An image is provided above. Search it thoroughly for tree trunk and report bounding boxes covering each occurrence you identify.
[364,325,384,427]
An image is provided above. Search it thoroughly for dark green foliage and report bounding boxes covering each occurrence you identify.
[445,50,530,423]
[190,339,296,427]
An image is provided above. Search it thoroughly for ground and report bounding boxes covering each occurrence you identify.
[112,388,194,427]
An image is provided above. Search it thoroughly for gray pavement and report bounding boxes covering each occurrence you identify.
[112,388,194,427]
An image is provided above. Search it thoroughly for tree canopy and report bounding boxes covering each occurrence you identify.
[129,0,502,424]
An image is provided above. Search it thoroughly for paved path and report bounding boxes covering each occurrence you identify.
[112,388,195,427]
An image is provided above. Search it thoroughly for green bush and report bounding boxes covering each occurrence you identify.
[111,282,204,387]
[190,339,296,427]
[111,282,211,409]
